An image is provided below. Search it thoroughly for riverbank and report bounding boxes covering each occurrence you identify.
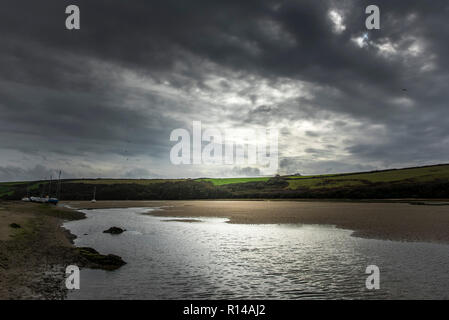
[0,201,125,299]
[0,202,85,299]
[64,200,449,244]
[3,199,449,299]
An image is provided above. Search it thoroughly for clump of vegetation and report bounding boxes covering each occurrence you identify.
[77,247,126,270]
[266,175,288,187]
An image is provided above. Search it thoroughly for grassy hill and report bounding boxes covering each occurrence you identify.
[286,164,449,190]
[2,164,449,200]
[69,179,184,185]
[199,177,271,186]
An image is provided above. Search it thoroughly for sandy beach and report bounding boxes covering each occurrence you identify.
[65,200,449,244]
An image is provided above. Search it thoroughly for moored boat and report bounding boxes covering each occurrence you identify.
[48,197,59,205]
[28,171,62,205]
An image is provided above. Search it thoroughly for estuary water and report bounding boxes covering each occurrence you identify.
[63,207,449,299]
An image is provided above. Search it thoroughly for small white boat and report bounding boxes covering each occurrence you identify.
[29,171,62,205]
[30,196,49,203]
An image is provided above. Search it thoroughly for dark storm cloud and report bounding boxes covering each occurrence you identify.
[1,0,438,88]
[0,165,56,182]
[0,0,448,180]
[0,76,179,157]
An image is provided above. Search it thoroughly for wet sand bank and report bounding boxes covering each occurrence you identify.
[64,200,449,244]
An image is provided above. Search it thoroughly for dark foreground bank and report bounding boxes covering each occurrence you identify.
[0,201,126,299]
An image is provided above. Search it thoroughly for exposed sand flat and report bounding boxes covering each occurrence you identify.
[64,200,449,244]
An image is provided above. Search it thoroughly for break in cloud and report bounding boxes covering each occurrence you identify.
[1,0,449,181]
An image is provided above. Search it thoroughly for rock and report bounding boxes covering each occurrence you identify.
[100,254,127,268]
[103,226,125,234]
[77,247,126,270]
[9,223,21,229]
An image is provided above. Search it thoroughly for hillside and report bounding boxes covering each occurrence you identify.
[2,164,449,200]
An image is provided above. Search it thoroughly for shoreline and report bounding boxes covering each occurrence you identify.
[3,199,449,299]
[0,201,125,299]
[0,202,85,299]
[64,200,449,244]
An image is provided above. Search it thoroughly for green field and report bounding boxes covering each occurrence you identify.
[198,177,271,186]
[0,186,14,197]
[0,181,48,197]
[286,164,449,190]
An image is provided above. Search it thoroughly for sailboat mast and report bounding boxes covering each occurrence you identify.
[40,177,45,197]
[49,175,53,197]
[56,170,62,199]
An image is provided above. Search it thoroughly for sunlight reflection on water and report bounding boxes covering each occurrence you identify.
[64,207,449,299]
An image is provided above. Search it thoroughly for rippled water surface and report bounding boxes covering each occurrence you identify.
[63,207,449,299]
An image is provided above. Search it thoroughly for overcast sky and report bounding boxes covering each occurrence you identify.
[1,0,448,181]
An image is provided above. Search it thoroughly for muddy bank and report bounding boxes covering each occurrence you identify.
[64,200,449,244]
[0,201,125,299]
